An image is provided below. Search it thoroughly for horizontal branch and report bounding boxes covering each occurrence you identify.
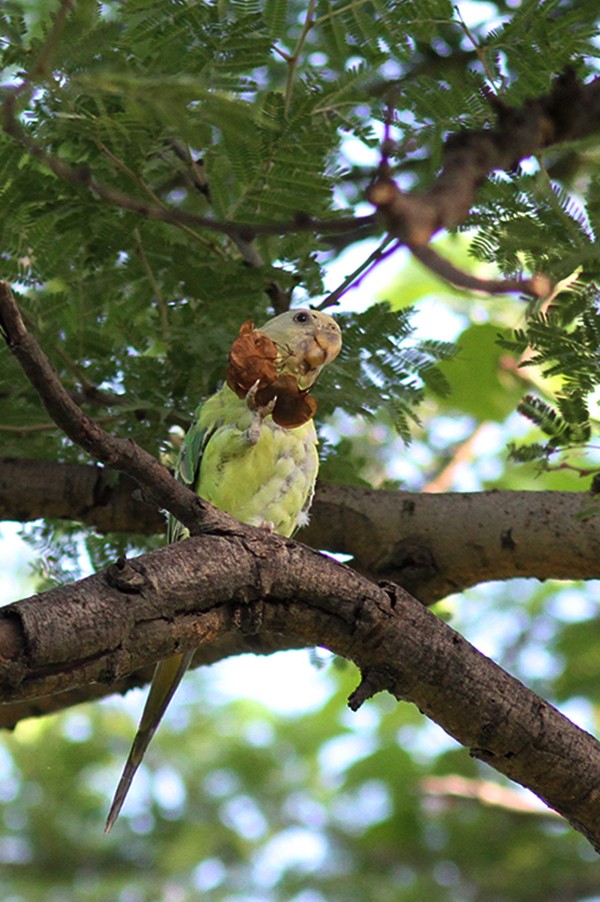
[1,530,600,851]
[2,457,599,602]
[303,482,600,599]
[2,92,373,244]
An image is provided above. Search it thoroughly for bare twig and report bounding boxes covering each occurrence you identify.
[453,4,502,93]
[410,244,552,298]
[284,0,317,116]
[133,227,170,342]
[316,236,400,310]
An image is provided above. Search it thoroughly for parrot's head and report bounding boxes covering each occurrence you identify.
[260,308,342,390]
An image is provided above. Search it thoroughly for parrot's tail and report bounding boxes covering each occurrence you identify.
[104,650,194,833]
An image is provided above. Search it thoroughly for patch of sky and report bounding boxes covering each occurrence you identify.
[153,765,186,817]
[220,794,268,841]
[193,858,227,893]
[330,778,393,835]
[252,827,329,887]
[209,649,337,716]
[318,733,378,785]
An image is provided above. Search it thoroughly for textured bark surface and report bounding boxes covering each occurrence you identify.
[1,529,600,851]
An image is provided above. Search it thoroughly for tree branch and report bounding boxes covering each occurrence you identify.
[368,70,600,294]
[410,244,552,297]
[2,458,598,602]
[1,91,372,242]
[1,531,600,852]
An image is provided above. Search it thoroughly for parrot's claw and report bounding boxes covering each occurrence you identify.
[246,380,277,415]
[245,379,261,410]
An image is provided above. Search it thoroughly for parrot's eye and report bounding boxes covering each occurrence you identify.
[294,312,310,324]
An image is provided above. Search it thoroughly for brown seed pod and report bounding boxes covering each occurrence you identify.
[255,374,318,428]
[226,322,318,428]
[226,321,279,398]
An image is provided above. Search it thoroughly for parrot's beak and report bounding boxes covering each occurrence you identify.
[304,326,342,369]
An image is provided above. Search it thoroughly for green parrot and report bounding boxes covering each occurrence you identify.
[105,308,342,832]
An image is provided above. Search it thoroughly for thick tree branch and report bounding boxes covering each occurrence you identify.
[2,457,598,602]
[370,70,600,248]
[1,532,600,851]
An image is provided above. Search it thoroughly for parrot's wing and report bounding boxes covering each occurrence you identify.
[178,411,210,486]
[167,410,214,543]
[105,650,195,833]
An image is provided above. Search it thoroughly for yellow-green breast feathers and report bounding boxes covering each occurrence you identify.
[190,385,318,536]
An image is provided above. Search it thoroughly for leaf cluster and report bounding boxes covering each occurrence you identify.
[500,301,600,463]
[320,303,455,441]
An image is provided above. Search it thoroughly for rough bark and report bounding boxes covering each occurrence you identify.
[2,457,599,602]
[1,529,600,852]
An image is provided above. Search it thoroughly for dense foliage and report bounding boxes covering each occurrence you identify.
[1,0,599,899]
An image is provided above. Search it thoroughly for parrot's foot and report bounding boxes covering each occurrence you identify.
[246,380,277,417]
[246,380,277,444]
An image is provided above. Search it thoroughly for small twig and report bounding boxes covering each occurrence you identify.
[410,244,552,299]
[315,235,400,310]
[284,0,317,116]
[313,0,372,29]
[165,140,211,199]
[453,4,501,93]
[164,141,291,307]
[100,142,227,255]
[133,227,170,342]
[0,282,225,534]
[272,44,292,63]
